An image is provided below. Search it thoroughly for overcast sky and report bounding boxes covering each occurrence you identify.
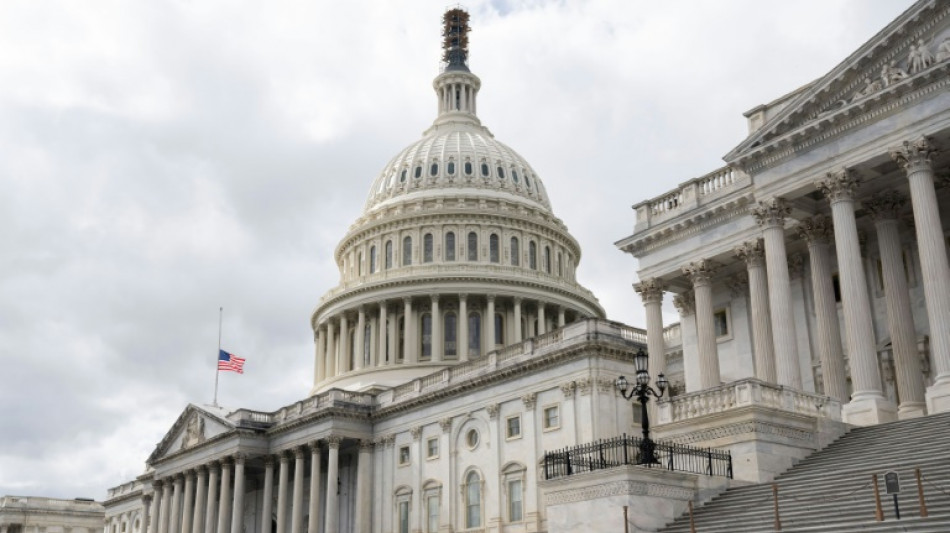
[0,0,916,499]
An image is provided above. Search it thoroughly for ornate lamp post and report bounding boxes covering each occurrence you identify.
[615,348,669,464]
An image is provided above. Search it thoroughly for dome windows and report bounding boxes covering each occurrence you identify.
[445,232,456,261]
[480,163,489,177]
[496,166,505,180]
[430,163,439,176]
[467,232,478,261]
[464,161,473,175]
[447,161,456,175]
[510,237,520,266]
[512,169,519,183]
[415,165,423,179]
[423,233,434,263]
[400,169,408,183]
[525,174,532,189]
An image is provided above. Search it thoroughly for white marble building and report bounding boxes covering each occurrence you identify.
[0,495,104,533]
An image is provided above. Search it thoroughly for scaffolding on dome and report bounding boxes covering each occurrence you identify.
[441,7,470,68]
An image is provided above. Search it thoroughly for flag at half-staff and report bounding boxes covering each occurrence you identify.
[218,350,246,374]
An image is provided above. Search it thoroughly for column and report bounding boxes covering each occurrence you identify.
[513,298,523,342]
[818,171,895,424]
[388,307,398,364]
[673,292,700,392]
[753,198,802,389]
[558,307,566,328]
[325,320,336,378]
[307,442,322,533]
[338,313,349,373]
[259,458,274,533]
[431,296,443,362]
[181,471,195,533]
[324,437,342,533]
[275,452,289,533]
[290,448,305,533]
[203,464,218,533]
[229,455,245,533]
[191,467,207,533]
[892,137,950,413]
[150,481,164,533]
[378,303,388,366]
[537,301,546,336]
[354,440,374,533]
[142,495,153,533]
[486,295,496,350]
[368,315,378,368]
[683,260,720,388]
[796,217,848,402]
[403,298,415,363]
[459,294,469,361]
[168,475,182,533]
[734,240,777,384]
[866,192,927,418]
[314,327,325,384]
[355,307,366,370]
[215,459,232,533]
[634,279,667,378]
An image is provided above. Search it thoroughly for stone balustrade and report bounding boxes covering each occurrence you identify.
[633,165,750,231]
[656,378,841,425]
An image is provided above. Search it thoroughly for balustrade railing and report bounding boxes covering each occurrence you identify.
[543,434,733,480]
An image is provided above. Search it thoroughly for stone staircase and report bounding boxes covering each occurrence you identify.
[659,411,950,532]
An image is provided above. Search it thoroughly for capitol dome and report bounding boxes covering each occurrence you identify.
[310,12,604,394]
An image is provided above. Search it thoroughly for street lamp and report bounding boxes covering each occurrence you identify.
[615,348,668,464]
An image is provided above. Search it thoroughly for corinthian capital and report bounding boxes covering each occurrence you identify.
[816,169,860,203]
[890,136,935,173]
[752,198,791,228]
[633,278,666,304]
[682,259,717,286]
[734,239,765,267]
[672,292,695,316]
[864,191,907,221]
[796,215,832,244]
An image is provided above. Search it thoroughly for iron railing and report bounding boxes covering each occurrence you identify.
[542,434,733,480]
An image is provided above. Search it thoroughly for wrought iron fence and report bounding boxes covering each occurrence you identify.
[542,434,733,480]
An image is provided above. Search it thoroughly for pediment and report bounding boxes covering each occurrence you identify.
[727,0,950,165]
[147,404,235,464]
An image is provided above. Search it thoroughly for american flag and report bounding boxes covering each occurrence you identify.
[218,349,246,373]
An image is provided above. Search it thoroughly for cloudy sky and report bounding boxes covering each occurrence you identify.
[1,0,916,499]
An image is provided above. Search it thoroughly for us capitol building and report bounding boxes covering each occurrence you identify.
[90,1,950,532]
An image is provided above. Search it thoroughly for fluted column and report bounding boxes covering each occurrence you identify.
[325,320,336,378]
[378,303,388,366]
[181,472,195,533]
[150,481,164,533]
[355,440,374,533]
[673,292,698,391]
[403,299,415,363]
[486,295,496,350]
[796,216,848,402]
[734,240,777,384]
[388,306,398,365]
[203,464,218,533]
[260,458,274,533]
[866,192,927,418]
[459,294,469,361]
[558,307,566,328]
[314,327,325,384]
[191,467,207,533]
[818,171,895,424]
[537,301,547,336]
[275,453,289,533]
[513,297,523,342]
[634,279,666,378]
[355,307,366,370]
[338,313,349,373]
[168,475,182,533]
[892,137,950,413]
[683,260,720,388]
[753,198,802,389]
[229,455,245,533]
[290,448,305,533]
[307,442,322,533]
[431,296,443,362]
[142,495,153,533]
[324,437,342,533]
[216,460,232,533]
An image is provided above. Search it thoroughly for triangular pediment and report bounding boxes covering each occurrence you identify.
[147,404,235,464]
[726,0,950,165]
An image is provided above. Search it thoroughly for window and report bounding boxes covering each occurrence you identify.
[358,250,363,276]
[557,252,562,277]
[370,245,377,273]
[529,241,537,270]
[385,241,393,269]
[400,169,407,183]
[403,236,412,266]
[544,246,551,273]
[427,494,440,532]
[421,313,432,358]
[445,232,456,262]
[508,479,523,522]
[511,237,520,266]
[364,324,372,367]
[414,165,422,178]
[466,429,479,448]
[430,163,439,176]
[465,471,481,528]
[447,161,456,175]
[525,174,532,189]
[512,169,519,183]
[399,446,411,466]
[494,314,504,346]
[398,500,410,533]
[497,166,505,179]
[423,233,434,263]
[468,312,481,356]
[489,234,499,263]
[467,232,478,261]
[427,437,439,459]
[464,161,473,175]
[506,415,521,439]
[714,308,730,338]
[481,163,489,177]
[543,405,560,430]
[444,312,458,357]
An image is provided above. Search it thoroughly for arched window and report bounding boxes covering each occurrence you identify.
[358,250,364,276]
[364,324,372,367]
[529,241,537,270]
[465,471,482,528]
[494,313,504,346]
[467,232,478,261]
[512,169,519,183]
[489,234,499,263]
[420,313,432,358]
[464,161,473,175]
[480,163,489,177]
[400,169,407,183]
[468,312,481,356]
[403,236,412,266]
[497,166,505,180]
[423,233,434,263]
[510,237,520,266]
[445,232,456,262]
[447,161,456,175]
[557,251,562,277]
[370,245,377,273]
[502,463,526,523]
[430,163,439,176]
[414,165,423,178]
[444,312,458,357]
[544,246,551,273]
[385,241,393,269]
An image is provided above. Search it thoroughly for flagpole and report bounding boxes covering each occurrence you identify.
[213,306,222,407]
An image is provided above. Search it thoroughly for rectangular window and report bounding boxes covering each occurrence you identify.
[508,479,523,522]
[399,501,410,533]
[713,308,729,338]
[543,405,560,430]
[427,437,439,459]
[399,446,410,466]
[426,495,439,532]
[506,415,521,439]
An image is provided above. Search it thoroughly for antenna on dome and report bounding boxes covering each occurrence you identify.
[442,6,470,71]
